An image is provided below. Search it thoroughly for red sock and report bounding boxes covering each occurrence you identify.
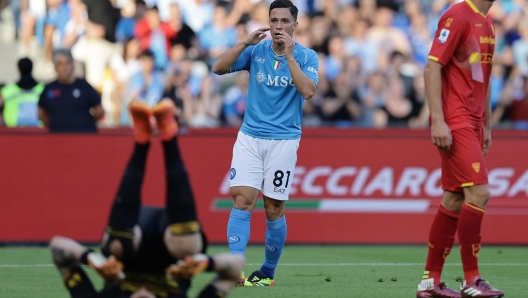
[458,203,484,284]
[424,205,459,285]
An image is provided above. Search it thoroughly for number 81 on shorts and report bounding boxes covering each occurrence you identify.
[273,170,291,194]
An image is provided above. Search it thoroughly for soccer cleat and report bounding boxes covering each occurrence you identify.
[460,279,504,298]
[152,99,178,141]
[87,253,125,280]
[243,270,275,287]
[166,254,209,280]
[417,278,461,298]
[129,100,153,144]
[237,271,246,287]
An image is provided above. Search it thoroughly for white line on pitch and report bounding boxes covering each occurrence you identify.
[1,263,527,268]
[246,263,528,266]
[0,264,55,267]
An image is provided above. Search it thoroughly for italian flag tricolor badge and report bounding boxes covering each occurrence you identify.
[272,61,281,70]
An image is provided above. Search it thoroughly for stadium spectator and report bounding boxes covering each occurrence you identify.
[222,71,248,127]
[320,72,362,125]
[114,0,137,43]
[183,69,221,128]
[108,37,141,124]
[492,71,528,130]
[174,0,214,33]
[492,64,506,108]
[122,49,164,126]
[246,1,272,40]
[0,0,15,35]
[62,0,87,77]
[199,6,238,67]
[344,18,381,74]
[357,71,386,126]
[392,0,419,33]
[292,13,311,46]
[38,49,104,132]
[377,77,413,127]
[367,6,412,56]
[163,67,187,122]
[134,5,175,70]
[19,0,47,55]
[167,3,197,52]
[408,12,431,67]
[335,5,357,38]
[43,0,73,62]
[513,18,528,75]
[82,0,119,91]
[309,16,330,55]
[357,0,378,23]
[408,71,430,129]
[0,58,44,127]
[325,36,346,81]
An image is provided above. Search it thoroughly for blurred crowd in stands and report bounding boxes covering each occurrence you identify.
[1,0,528,130]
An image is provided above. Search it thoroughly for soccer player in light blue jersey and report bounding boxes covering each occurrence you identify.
[212,0,318,287]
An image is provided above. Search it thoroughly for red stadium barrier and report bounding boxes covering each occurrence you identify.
[1,128,527,244]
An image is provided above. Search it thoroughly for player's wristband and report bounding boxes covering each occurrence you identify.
[80,249,95,265]
[206,256,216,272]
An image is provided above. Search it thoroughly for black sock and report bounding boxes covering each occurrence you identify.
[108,142,149,230]
[162,137,198,225]
[104,143,148,259]
[63,266,98,298]
[197,284,227,298]
[206,256,216,272]
[79,249,94,265]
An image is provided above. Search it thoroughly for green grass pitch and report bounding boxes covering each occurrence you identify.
[0,245,526,297]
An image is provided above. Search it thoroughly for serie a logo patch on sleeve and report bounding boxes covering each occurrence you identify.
[438,29,450,44]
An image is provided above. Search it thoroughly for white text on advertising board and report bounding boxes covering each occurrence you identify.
[220,167,528,197]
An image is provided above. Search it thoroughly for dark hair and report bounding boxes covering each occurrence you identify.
[139,49,155,59]
[17,57,33,75]
[269,0,298,21]
[52,48,74,64]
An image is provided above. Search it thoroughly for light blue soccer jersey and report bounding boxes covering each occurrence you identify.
[230,40,319,140]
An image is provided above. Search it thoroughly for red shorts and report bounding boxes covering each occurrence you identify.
[439,127,488,193]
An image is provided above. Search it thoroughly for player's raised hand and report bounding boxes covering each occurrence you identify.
[431,120,452,151]
[243,28,269,46]
[275,31,295,58]
[483,128,491,155]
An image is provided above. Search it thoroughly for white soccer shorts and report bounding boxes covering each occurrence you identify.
[229,131,300,201]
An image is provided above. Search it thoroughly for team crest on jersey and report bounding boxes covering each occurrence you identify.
[472,162,481,173]
[438,29,450,44]
[445,17,453,28]
[255,70,266,84]
[230,168,236,180]
[272,61,281,70]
